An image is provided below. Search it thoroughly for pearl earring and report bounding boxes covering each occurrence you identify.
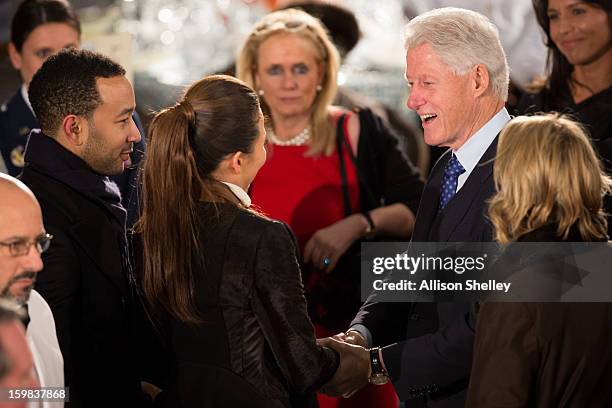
[316,85,322,92]
[258,89,265,96]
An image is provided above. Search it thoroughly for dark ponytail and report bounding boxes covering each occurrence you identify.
[138,75,260,323]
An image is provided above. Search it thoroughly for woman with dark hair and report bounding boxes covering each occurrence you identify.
[238,10,422,406]
[467,114,612,407]
[518,0,612,178]
[136,74,339,407]
[0,0,145,228]
[1,0,80,176]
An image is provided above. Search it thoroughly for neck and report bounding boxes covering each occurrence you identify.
[450,96,504,151]
[269,111,311,141]
[571,51,612,101]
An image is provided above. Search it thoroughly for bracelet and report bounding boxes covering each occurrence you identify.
[362,212,376,238]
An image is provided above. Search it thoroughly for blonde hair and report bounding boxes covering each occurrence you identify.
[236,8,340,155]
[489,114,611,243]
[404,7,509,101]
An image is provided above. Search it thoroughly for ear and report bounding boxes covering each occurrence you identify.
[471,64,490,98]
[8,42,22,71]
[61,115,87,147]
[228,151,244,174]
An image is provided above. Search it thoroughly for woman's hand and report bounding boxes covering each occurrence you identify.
[303,214,367,273]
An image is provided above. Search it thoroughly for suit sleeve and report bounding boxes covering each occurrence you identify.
[35,224,80,382]
[466,303,537,407]
[380,308,475,400]
[252,221,339,394]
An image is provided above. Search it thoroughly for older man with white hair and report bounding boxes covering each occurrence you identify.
[319,8,511,408]
[0,173,64,408]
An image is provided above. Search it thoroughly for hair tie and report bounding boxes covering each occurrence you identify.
[178,99,197,128]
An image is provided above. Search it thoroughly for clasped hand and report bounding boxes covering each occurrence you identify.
[317,331,371,398]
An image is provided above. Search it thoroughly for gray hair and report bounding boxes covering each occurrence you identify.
[0,299,25,379]
[404,7,509,101]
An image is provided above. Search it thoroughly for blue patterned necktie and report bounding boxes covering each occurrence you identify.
[439,154,465,212]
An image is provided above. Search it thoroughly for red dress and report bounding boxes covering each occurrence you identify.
[250,118,399,408]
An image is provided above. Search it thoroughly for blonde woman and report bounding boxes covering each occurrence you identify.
[467,113,612,407]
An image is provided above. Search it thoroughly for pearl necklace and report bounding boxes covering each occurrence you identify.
[267,127,311,146]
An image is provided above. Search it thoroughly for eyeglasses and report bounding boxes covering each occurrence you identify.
[0,233,53,257]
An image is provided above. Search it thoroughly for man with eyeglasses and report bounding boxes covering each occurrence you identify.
[0,173,64,407]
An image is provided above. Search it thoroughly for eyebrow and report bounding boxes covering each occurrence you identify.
[116,106,135,119]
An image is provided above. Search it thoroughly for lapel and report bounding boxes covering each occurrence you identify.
[437,137,498,241]
[412,150,451,241]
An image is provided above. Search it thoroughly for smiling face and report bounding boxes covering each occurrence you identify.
[406,43,478,150]
[0,183,44,305]
[9,22,80,85]
[547,0,612,67]
[81,76,141,176]
[255,32,324,122]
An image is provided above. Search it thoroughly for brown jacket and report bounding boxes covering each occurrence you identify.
[467,226,612,407]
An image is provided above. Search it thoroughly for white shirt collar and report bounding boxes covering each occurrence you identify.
[454,107,510,175]
[220,181,251,207]
[21,83,35,116]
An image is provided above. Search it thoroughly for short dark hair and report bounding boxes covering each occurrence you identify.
[11,0,81,52]
[28,48,126,135]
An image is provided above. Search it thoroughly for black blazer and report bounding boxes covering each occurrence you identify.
[350,138,498,407]
[146,202,339,408]
[20,133,144,407]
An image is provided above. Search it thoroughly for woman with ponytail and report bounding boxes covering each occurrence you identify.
[136,75,339,407]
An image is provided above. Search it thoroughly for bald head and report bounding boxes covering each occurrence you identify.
[0,174,45,304]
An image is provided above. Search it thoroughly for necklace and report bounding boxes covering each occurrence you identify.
[267,126,310,146]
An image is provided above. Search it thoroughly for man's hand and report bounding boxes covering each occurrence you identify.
[317,336,370,398]
[332,330,368,348]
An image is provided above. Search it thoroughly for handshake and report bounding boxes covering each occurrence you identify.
[317,331,388,398]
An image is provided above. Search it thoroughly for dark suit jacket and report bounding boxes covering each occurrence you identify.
[144,201,339,408]
[467,226,612,407]
[20,132,144,407]
[0,87,146,228]
[350,138,498,407]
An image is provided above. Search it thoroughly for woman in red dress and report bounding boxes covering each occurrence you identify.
[237,9,423,408]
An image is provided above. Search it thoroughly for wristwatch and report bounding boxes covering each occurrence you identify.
[369,347,389,385]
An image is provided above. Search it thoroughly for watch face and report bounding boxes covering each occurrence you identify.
[369,374,389,386]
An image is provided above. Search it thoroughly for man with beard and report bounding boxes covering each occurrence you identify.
[19,49,145,407]
[0,173,63,407]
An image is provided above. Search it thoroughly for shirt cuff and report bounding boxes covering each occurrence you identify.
[348,324,373,348]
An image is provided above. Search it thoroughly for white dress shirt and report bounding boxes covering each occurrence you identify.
[454,107,511,192]
[26,290,64,408]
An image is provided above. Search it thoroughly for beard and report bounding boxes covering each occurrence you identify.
[1,270,37,306]
[82,122,126,176]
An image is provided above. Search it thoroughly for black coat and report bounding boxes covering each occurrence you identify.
[20,132,144,407]
[350,139,498,407]
[146,201,339,408]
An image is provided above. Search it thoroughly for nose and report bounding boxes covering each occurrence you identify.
[23,244,44,273]
[281,73,298,90]
[557,14,574,35]
[128,117,142,143]
[407,86,424,111]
